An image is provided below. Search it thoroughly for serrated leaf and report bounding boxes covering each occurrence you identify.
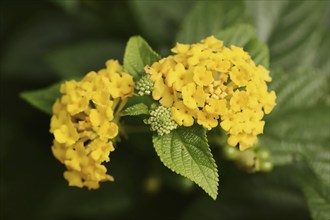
[123,36,160,79]
[247,0,329,71]
[269,69,327,115]
[261,105,330,220]
[302,180,330,220]
[261,105,330,186]
[215,24,269,67]
[20,83,61,115]
[120,103,149,116]
[152,125,218,199]
[261,69,329,185]
[47,40,124,79]
[216,24,255,47]
[244,39,269,67]
[177,0,251,43]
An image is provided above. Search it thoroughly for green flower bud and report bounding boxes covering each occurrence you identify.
[260,161,273,172]
[136,75,154,96]
[256,148,271,161]
[235,149,260,173]
[144,175,162,194]
[144,106,178,136]
[223,145,239,160]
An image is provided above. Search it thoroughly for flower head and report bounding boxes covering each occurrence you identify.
[50,59,134,189]
[136,75,154,96]
[144,105,178,136]
[145,36,276,150]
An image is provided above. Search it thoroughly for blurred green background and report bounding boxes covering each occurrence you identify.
[1,0,329,220]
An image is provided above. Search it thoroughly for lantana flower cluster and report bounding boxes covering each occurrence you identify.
[145,36,276,150]
[50,60,134,189]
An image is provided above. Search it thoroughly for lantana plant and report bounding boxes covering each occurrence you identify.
[22,35,277,200]
[15,1,329,219]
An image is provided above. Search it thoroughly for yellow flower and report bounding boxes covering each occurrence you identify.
[50,59,133,189]
[197,111,219,130]
[172,101,196,126]
[145,36,276,150]
[205,98,227,116]
[171,43,190,54]
[261,91,276,114]
[181,83,206,109]
[152,78,175,107]
[229,65,250,87]
[230,91,248,112]
[228,134,258,151]
[166,63,193,91]
[193,66,214,86]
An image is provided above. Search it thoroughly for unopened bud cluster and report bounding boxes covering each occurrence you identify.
[223,145,273,173]
[136,75,154,96]
[144,106,178,136]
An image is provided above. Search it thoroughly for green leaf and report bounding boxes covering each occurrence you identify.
[244,39,269,68]
[302,179,330,220]
[215,24,269,67]
[247,0,329,71]
[152,125,218,199]
[125,95,155,109]
[216,24,255,47]
[121,103,149,116]
[261,105,329,166]
[123,36,160,79]
[0,16,75,80]
[177,0,251,43]
[269,69,327,115]
[130,0,195,45]
[182,166,310,220]
[261,68,329,182]
[47,40,124,79]
[20,83,61,115]
[50,0,80,14]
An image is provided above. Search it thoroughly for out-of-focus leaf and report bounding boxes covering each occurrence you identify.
[216,24,255,47]
[123,36,160,79]
[302,179,330,220]
[20,82,61,115]
[177,0,251,43]
[261,68,329,185]
[47,40,124,79]
[182,166,310,220]
[245,0,287,42]
[262,105,329,167]
[130,0,195,45]
[153,125,218,200]
[216,24,269,67]
[247,0,329,71]
[268,69,327,115]
[244,39,269,67]
[262,67,329,169]
[37,186,131,220]
[50,0,80,13]
[0,15,76,80]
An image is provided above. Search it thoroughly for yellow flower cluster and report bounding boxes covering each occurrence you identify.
[145,36,276,150]
[50,60,134,189]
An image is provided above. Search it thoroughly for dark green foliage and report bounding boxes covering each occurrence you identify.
[3,0,329,219]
